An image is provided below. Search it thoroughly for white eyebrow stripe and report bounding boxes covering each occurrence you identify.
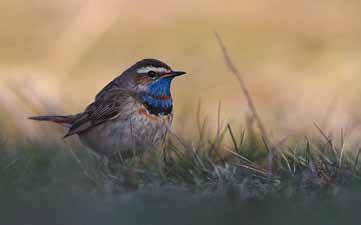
[136,66,170,74]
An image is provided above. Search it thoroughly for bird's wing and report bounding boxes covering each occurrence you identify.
[95,77,129,101]
[64,91,136,138]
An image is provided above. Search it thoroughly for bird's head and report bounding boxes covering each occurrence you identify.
[130,58,185,93]
[126,58,186,115]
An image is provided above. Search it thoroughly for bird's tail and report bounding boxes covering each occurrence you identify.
[28,115,76,125]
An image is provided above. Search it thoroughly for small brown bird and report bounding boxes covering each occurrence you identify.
[29,58,186,159]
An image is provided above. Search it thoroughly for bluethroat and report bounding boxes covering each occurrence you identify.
[30,58,186,158]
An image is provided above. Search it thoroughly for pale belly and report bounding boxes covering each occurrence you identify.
[78,107,172,158]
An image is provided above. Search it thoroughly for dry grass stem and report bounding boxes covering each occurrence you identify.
[214,32,274,177]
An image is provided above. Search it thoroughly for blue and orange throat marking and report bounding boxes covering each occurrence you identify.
[142,77,173,115]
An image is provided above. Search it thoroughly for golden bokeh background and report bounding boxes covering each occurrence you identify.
[2,0,361,145]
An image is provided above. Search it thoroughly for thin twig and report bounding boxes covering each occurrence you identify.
[214,33,269,142]
[292,145,297,173]
[354,148,361,171]
[196,100,205,138]
[227,124,238,152]
[313,122,338,158]
[262,136,273,179]
[224,147,257,166]
[235,163,268,176]
[280,150,293,175]
[313,122,333,148]
[213,100,224,151]
[215,32,274,177]
[339,128,345,168]
[239,128,245,147]
[216,101,222,140]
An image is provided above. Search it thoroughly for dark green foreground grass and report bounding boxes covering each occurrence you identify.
[1,134,361,225]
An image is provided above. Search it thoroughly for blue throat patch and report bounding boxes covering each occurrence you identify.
[142,77,173,115]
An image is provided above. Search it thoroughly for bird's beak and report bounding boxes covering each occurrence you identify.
[165,70,186,78]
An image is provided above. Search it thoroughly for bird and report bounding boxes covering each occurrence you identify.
[29,58,186,159]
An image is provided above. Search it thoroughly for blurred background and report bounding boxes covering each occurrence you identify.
[2,0,361,146]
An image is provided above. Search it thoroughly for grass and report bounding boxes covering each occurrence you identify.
[1,127,361,224]
[1,124,360,193]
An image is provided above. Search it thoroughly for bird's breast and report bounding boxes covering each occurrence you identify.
[136,104,173,125]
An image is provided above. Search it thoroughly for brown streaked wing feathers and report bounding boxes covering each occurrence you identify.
[64,91,135,138]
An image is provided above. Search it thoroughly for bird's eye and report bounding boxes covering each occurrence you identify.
[147,71,157,78]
